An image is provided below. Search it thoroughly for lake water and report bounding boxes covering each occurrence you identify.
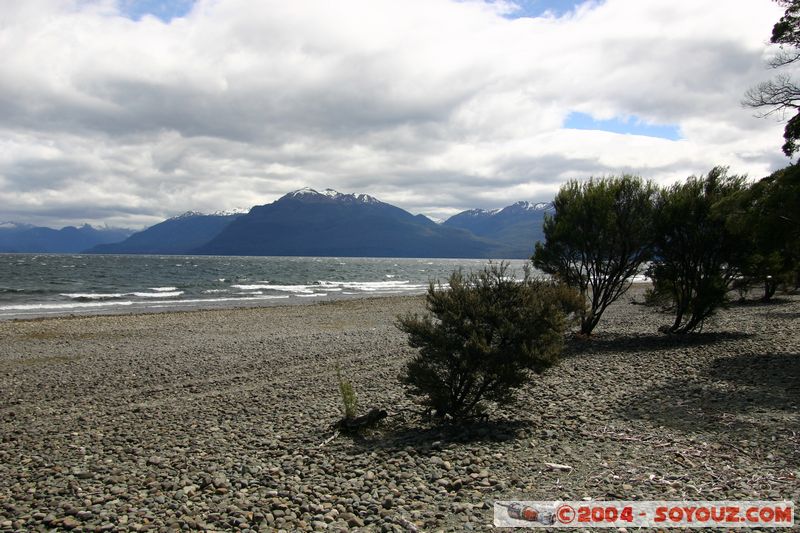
[0,254,530,319]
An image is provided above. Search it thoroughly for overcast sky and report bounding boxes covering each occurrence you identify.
[0,0,791,228]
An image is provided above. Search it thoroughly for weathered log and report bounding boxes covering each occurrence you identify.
[336,408,388,431]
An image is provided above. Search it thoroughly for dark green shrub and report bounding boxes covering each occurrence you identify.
[648,167,747,333]
[724,164,800,300]
[396,263,582,420]
[532,175,657,335]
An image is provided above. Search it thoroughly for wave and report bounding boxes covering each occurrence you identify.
[149,286,179,292]
[0,294,290,313]
[61,291,184,300]
[60,293,126,301]
[231,280,427,295]
[0,287,51,294]
[317,280,426,292]
[2,300,135,311]
[231,284,315,294]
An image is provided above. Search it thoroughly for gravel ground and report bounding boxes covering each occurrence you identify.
[0,289,798,532]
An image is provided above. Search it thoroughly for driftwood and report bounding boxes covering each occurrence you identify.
[318,430,339,448]
[336,408,388,431]
[544,462,573,472]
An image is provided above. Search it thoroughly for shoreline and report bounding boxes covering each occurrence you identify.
[0,279,656,323]
[1,287,797,531]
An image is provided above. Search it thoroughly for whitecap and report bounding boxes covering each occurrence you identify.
[317,280,425,292]
[1,300,135,311]
[61,293,125,300]
[231,284,315,294]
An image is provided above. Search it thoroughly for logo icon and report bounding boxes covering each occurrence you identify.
[498,502,556,525]
[556,504,576,524]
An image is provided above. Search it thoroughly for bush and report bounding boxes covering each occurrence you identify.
[724,164,800,300]
[396,263,582,420]
[532,175,657,335]
[648,167,747,333]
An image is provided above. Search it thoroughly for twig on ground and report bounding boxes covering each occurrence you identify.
[544,462,573,472]
[394,515,419,532]
[319,430,339,447]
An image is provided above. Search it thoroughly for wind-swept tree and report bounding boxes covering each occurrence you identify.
[648,167,747,333]
[744,0,800,156]
[727,164,800,299]
[532,176,657,335]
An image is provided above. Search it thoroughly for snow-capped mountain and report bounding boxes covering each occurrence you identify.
[443,201,552,257]
[512,201,551,211]
[458,208,502,217]
[170,208,249,220]
[170,211,206,220]
[89,210,245,255]
[86,188,551,258]
[211,208,250,216]
[196,187,503,258]
[283,187,382,205]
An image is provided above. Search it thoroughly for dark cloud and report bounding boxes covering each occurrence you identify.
[0,0,789,228]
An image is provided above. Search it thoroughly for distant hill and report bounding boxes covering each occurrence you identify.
[443,201,551,258]
[0,223,133,253]
[195,188,508,258]
[87,212,244,255]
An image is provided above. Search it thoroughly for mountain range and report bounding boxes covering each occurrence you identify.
[442,201,550,258]
[0,223,133,253]
[88,211,243,255]
[3,188,551,258]
[195,188,506,258]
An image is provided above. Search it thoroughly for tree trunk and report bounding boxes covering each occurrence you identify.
[580,311,598,335]
[763,278,777,301]
[668,307,685,334]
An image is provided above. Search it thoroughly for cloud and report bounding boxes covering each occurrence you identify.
[0,0,789,227]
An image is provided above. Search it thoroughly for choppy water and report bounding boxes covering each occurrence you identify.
[0,254,530,319]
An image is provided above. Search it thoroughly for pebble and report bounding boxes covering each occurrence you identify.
[0,291,797,531]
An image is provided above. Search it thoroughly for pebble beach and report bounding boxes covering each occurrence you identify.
[0,288,798,531]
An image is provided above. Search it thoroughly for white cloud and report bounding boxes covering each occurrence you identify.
[0,0,789,227]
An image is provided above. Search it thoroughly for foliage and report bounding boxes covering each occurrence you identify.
[647,167,747,333]
[532,175,657,335]
[336,366,358,420]
[744,0,800,156]
[396,263,582,420]
[724,164,800,299]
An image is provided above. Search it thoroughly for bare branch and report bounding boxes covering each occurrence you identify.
[768,47,800,68]
[743,74,800,114]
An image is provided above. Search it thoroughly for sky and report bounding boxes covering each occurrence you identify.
[0,0,792,228]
